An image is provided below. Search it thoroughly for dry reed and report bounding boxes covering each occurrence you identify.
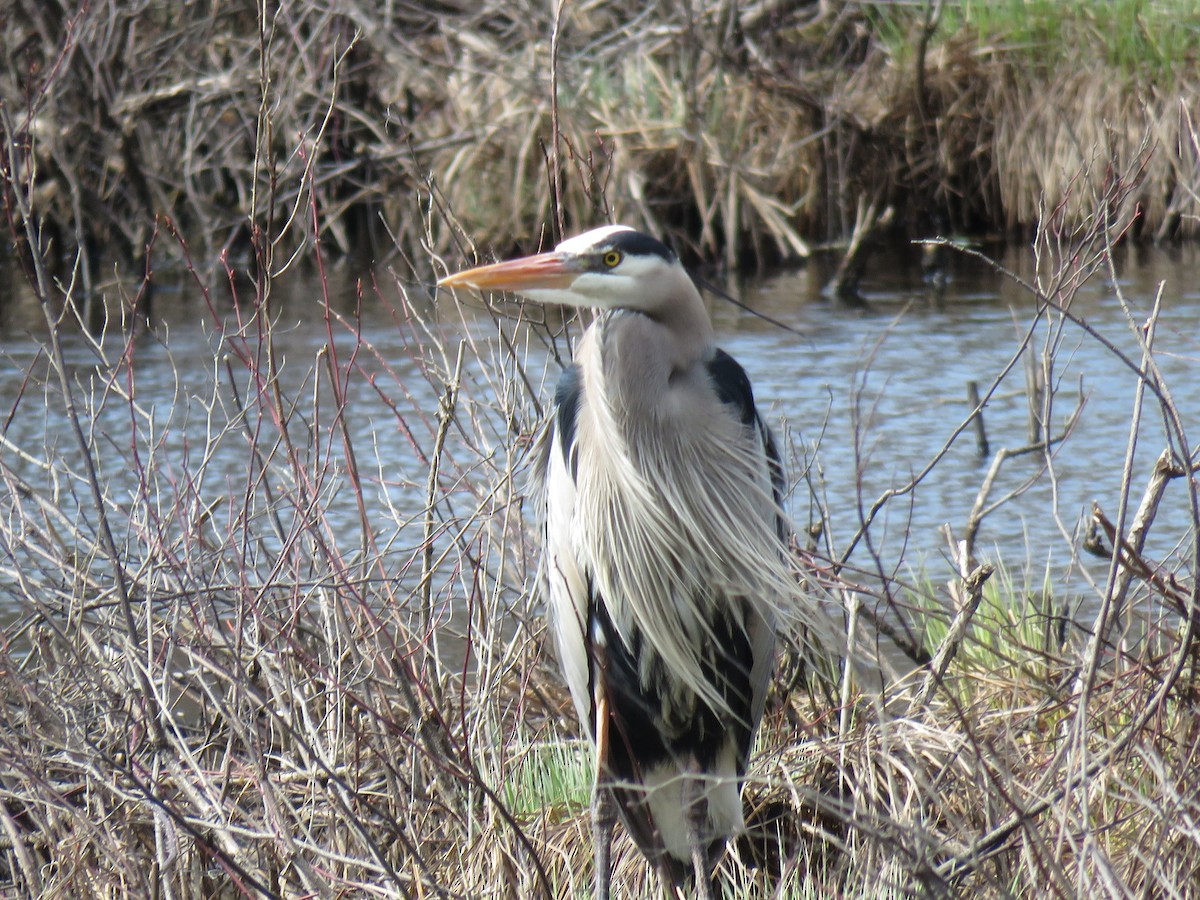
[5,1,1199,288]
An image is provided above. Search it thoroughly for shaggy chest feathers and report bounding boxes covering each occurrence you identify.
[568,311,786,728]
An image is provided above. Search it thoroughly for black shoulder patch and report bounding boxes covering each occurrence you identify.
[706,348,756,428]
[554,364,582,474]
[607,230,676,262]
[708,349,785,531]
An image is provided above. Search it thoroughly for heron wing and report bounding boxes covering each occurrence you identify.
[541,364,594,732]
[704,347,783,767]
[706,346,785,507]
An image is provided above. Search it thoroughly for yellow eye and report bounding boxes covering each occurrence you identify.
[602,250,622,268]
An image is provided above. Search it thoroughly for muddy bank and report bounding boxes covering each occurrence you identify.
[5,2,1199,281]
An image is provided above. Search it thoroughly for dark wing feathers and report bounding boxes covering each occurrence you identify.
[705,348,757,428]
[554,364,582,478]
[706,347,785,513]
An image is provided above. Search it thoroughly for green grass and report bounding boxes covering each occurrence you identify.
[909,559,1067,697]
[873,0,1200,79]
[502,735,592,820]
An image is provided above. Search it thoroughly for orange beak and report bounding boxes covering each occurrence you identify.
[437,252,582,293]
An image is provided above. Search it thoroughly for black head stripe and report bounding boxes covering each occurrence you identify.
[607,230,676,262]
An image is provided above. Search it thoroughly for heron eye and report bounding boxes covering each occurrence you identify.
[602,250,622,268]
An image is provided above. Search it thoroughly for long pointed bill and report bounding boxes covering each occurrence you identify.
[437,252,582,293]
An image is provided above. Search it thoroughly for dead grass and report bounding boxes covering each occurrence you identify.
[5,1,1200,288]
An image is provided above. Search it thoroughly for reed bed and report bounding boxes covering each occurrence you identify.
[3,3,1200,898]
[5,1,1200,286]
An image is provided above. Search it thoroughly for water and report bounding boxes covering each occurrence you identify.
[1,243,1197,625]
[734,243,1200,604]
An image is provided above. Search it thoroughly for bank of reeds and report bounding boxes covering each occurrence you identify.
[5,1,1200,288]
[3,3,1200,898]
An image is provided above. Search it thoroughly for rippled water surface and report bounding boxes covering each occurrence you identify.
[2,242,1198,620]
[738,245,1200,603]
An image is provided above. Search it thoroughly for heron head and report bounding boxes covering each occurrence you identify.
[438,225,692,319]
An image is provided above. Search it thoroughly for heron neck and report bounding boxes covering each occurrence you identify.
[587,307,714,419]
[657,291,715,367]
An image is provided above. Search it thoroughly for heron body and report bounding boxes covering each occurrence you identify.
[439,226,789,898]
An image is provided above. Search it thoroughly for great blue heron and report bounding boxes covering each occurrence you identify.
[439,225,793,899]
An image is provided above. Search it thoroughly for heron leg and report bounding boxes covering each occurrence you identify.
[592,786,616,900]
[683,769,716,900]
[593,693,615,900]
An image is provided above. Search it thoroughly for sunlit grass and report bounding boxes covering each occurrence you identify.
[868,0,1200,81]
[502,735,592,820]
[907,558,1069,699]
[941,0,1200,76]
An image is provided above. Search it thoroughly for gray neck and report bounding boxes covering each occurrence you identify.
[570,312,709,464]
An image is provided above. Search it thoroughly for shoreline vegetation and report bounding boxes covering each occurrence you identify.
[2,2,1200,898]
[6,1,1200,284]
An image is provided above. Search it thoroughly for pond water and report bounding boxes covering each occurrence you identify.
[740,243,1200,609]
[1,241,1197,626]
